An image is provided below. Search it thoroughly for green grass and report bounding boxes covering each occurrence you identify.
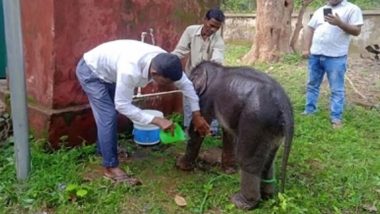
[1,43,379,213]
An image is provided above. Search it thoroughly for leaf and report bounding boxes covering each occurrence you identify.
[76,189,88,198]
[225,204,235,210]
[203,183,213,192]
[174,195,187,207]
[59,135,69,142]
[65,184,78,192]
[22,198,34,204]
[362,204,377,213]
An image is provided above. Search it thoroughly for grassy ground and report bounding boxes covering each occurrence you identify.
[1,43,379,214]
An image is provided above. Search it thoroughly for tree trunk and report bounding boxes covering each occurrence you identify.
[290,0,314,53]
[243,0,294,64]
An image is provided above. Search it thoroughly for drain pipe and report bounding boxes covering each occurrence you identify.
[3,0,30,180]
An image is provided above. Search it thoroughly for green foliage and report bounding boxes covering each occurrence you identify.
[1,43,379,213]
[301,0,380,10]
[224,41,251,66]
[202,135,222,148]
[281,52,303,65]
[221,0,255,13]
[64,183,89,203]
[222,0,380,13]
[167,112,183,126]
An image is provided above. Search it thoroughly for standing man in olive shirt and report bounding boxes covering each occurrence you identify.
[172,8,225,132]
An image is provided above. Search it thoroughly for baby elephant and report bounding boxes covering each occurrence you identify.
[176,62,294,210]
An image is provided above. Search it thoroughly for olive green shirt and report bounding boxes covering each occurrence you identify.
[172,24,224,75]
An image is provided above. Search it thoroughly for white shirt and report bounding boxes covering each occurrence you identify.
[308,0,363,57]
[83,40,200,125]
[172,25,224,74]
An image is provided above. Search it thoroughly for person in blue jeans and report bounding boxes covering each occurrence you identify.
[76,40,210,184]
[302,0,363,128]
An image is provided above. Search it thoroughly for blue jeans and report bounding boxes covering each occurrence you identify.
[305,54,347,122]
[76,58,119,168]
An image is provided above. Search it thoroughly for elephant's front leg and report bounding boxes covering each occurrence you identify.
[176,122,204,171]
[221,130,238,174]
[231,170,261,210]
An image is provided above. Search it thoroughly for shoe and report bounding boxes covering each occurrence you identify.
[103,167,142,185]
[332,120,343,129]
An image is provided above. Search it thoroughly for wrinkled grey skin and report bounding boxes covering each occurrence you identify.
[176,62,294,210]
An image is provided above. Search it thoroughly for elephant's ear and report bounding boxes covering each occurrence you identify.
[190,66,208,96]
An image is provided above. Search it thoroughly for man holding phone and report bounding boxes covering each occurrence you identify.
[302,0,363,128]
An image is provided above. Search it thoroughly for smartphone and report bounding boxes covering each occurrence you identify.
[323,8,332,16]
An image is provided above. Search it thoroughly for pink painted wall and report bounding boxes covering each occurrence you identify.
[21,0,55,107]
[20,0,219,147]
[52,0,218,109]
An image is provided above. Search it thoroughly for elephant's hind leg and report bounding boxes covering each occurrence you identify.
[260,146,279,199]
[231,128,273,209]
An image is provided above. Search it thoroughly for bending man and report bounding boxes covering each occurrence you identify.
[76,40,210,184]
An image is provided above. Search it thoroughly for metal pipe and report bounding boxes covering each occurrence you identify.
[149,28,155,45]
[140,32,147,44]
[135,28,180,100]
[3,0,30,180]
[133,90,181,99]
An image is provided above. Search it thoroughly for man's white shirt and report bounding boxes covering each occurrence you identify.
[308,0,363,57]
[83,40,200,125]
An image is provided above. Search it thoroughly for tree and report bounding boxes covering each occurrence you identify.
[243,0,294,63]
[290,0,314,52]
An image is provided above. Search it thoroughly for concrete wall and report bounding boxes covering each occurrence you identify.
[223,10,380,55]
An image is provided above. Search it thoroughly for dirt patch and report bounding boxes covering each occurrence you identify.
[346,56,380,109]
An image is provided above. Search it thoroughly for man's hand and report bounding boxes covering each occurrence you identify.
[325,13,361,36]
[303,26,314,59]
[325,13,342,26]
[302,50,310,59]
[192,111,210,137]
[151,117,174,134]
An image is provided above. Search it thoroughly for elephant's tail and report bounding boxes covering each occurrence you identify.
[280,98,294,193]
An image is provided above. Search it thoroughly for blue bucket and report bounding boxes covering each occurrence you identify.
[133,128,160,145]
[132,110,163,146]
